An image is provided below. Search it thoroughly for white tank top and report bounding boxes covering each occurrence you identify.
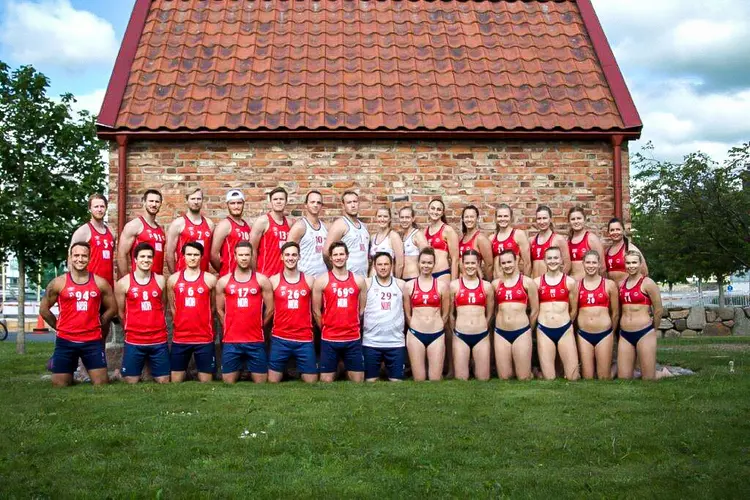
[298,218,328,278]
[342,217,369,276]
[363,277,405,348]
[369,231,395,258]
[403,228,419,257]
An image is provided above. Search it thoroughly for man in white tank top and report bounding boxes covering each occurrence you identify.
[323,191,369,276]
[288,190,329,278]
[363,252,406,381]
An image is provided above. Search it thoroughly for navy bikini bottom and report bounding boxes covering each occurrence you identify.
[494,326,530,344]
[538,322,572,344]
[455,330,490,349]
[577,327,613,347]
[408,329,444,347]
[620,325,653,347]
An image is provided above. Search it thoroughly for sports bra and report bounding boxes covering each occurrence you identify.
[369,231,395,258]
[578,277,609,308]
[538,274,569,303]
[569,231,590,262]
[492,229,520,257]
[454,278,487,307]
[495,274,528,305]
[619,276,652,306]
[458,232,480,259]
[411,278,441,308]
[606,243,626,273]
[530,232,554,262]
[403,228,420,257]
[425,224,449,252]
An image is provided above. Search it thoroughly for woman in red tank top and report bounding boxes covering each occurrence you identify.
[404,247,450,381]
[605,218,648,286]
[450,250,494,381]
[567,206,605,281]
[491,203,531,279]
[530,205,570,278]
[458,205,493,279]
[576,250,619,380]
[424,199,459,282]
[618,250,663,380]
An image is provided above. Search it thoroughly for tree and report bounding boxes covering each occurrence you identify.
[632,143,750,306]
[0,63,106,354]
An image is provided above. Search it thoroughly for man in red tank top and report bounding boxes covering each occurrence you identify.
[117,189,166,276]
[167,242,218,383]
[312,241,367,383]
[268,241,318,383]
[215,241,274,384]
[165,187,215,274]
[250,187,292,277]
[40,242,118,387]
[114,242,170,384]
[211,189,252,277]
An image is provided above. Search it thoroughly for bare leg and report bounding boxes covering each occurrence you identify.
[222,372,240,384]
[407,333,427,382]
[268,370,284,383]
[197,372,214,383]
[171,371,187,383]
[617,337,637,379]
[426,336,445,381]
[577,334,596,380]
[153,376,170,384]
[437,274,453,377]
[595,334,614,380]
[319,372,336,383]
[452,335,471,380]
[52,373,74,387]
[124,376,141,385]
[472,336,492,381]
[347,371,364,383]
[636,330,658,380]
[536,330,558,380]
[494,334,515,380]
[512,331,533,381]
[300,373,318,383]
[556,329,580,381]
[250,372,267,383]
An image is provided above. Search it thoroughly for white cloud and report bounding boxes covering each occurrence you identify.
[70,88,106,115]
[0,0,118,70]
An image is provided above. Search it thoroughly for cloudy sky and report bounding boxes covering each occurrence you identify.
[0,0,746,163]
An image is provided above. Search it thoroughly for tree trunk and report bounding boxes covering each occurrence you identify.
[16,256,26,354]
[717,273,725,308]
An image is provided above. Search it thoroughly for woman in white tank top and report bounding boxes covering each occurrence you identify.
[399,206,428,281]
[368,207,404,277]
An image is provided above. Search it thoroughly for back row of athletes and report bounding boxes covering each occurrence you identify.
[40,187,662,386]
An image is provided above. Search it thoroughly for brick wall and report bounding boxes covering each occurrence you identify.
[108,139,630,235]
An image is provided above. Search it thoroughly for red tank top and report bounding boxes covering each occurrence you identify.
[619,276,652,306]
[172,271,213,343]
[492,229,520,257]
[256,213,290,277]
[538,274,569,303]
[569,232,590,262]
[132,217,166,275]
[220,218,251,277]
[56,273,102,342]
[459,232,480,259]
[425,224,449,252]
[578,277,609,309]
[176,215,212,272]
[322,271,361,341]
[124,273,167,345]
[87,223,114,288]
[606,243,626,273]
[273,272,313,342]
[530,232,554,262]
[411,278,441,308]
[223,272,264,343]
[454,278,487,307]
[496,274,528,305]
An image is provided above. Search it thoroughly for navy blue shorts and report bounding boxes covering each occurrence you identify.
[52,337,107,374]
[363,345,406,380]
[268,337,317,374]
[221,342,268,374]
[319,340,364,373]
[122,342,170,378]
[170,342,216,374]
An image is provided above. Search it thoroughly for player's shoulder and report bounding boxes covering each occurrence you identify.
[203,272,218,286]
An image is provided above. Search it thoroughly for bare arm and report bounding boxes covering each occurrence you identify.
[70,224,91,248]
[248,217,268,266]
[356,275,367,316]
[260,274,275,327]
[322,219,347,269]
[444,281,455,328]
[606,279,620,332]
[403,280,414,326]
[483,281,495,324]
[312,275,327,329]
[477,234,493,279]
[96,277,118,325]
[166,273,178,316]
[165,217,185,275]
[390,232,405,278]
[568,277,579,323]
[114,276,129,324]
[516,230,532,276]
[645,278,663,331]
[210,220,229,272]
[493,255,501,283]
[444,226,460,280]
[526,278,540,329]
[556,235,572,275]
[204,273,218,317]
[287,219,307,244]
[215,275,228,328]
[116,219,141,278]
[39,277,64,330]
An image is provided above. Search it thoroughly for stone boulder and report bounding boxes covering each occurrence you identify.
[705,310,718,323]
[682,329,699,337]
[687,305,706,330]
[664,329,680,338]
[744,306,750,319]
[674,319,687,331]
[703,323,731,337]
[733,308,750,336]
[659,318,675,330]
[723,320,735,328]
[669,309,690,320]
[718,307,736,321]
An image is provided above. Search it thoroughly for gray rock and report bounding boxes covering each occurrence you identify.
[733,308,750,336]
[674,319,687,331]
[664,329,680,338]
[744,306,750,319]
[659,318,675,330]
[706,310,718,323]
[703,323,731,337]
[669,309,690,320]
[718,307,736,321]
[723,320,735,328]
[687,305,706,330]
[682,329,699,337]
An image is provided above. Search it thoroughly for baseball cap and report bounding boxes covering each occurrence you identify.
[226,189,245,202]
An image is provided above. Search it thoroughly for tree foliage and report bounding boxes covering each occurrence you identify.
[0,63,106,353]
[631,142,750,298]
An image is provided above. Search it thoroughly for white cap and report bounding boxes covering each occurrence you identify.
[226,189,245,202]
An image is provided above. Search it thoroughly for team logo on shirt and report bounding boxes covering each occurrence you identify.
[152,291,159,297]
[300,290,307,296]
[197,287,204,294]
[250,288,258,295]
[90,291,98,297]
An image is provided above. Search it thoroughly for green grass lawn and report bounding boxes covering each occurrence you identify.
[1,339,749,499]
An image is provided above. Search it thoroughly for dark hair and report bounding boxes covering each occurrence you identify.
[536,205,554,232]
[428,198,447,224]
[70,241,90,254]
[498,249,517,262]
[567,206,586,240]
[133,242,154,259]
[182,241,204,255]
[461,249,481,262]
[341,190,359,203]
[373,252,393,264]
[495,204,513,232]
[305,190,323,203]
[461,205,479,235]
[418,247,436,261]
[399,206,418,228]
[88,193,107,208]
[234,241,253,253]
[268,187,288,201]
[281,241,300,254]
[608,218,629,251]
[330,241,349,256]
[142,189,162,202]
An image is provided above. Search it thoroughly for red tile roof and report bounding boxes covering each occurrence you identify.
[98,0,642,136]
